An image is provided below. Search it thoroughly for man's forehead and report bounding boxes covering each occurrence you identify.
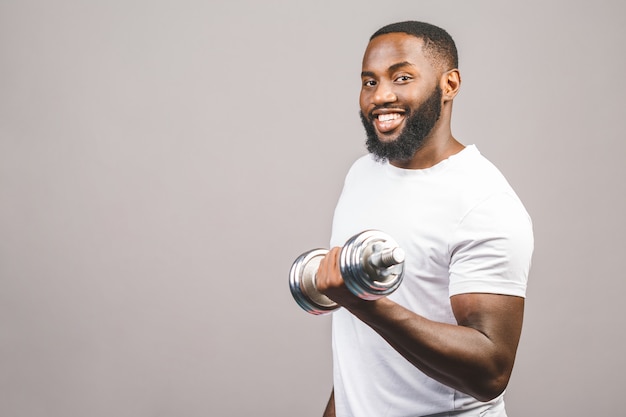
[366,32,425,52]
[362,33,427,70]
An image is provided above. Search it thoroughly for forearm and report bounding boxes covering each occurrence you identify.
[322,389,335,417]
[345,297,519,401]
[315,248,524,401]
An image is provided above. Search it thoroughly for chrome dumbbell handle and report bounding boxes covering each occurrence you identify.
[369,246,406,268]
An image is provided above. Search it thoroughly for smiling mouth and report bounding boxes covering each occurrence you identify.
[373,111,405,134]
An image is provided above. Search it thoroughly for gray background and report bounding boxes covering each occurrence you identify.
[1,0,624,416]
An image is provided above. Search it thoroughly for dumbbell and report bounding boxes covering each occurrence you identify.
[289,230,405,315]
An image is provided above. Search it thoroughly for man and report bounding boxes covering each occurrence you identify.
[315,21,534,417]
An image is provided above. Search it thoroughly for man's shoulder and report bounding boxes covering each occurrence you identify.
[344,153,383,178]
[351,153,380,168]
[452,146,513,189]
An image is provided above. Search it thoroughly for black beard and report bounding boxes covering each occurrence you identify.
[361,86,442,163]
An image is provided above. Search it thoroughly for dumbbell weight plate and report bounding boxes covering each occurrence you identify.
[340,230,405,300]
[289,248,339,315]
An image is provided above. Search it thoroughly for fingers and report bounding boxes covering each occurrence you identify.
[316,247,342,291]
[316,247,364,309]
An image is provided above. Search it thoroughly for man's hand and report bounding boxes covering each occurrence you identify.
[314,247,364,309]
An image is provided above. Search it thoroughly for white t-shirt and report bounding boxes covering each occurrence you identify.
[330,145,534,417]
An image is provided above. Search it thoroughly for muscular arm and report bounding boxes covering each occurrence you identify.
[316,247,524,402]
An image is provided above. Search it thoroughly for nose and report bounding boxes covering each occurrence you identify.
[372,80,397,105]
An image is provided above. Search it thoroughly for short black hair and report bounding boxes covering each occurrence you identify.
[370,21,458,71]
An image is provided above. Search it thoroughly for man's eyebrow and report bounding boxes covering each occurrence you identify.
[388,61,415,73]
[361,61,415,78]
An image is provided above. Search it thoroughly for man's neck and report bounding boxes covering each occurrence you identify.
[390,130,464,170]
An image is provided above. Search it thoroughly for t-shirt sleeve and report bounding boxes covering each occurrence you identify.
[448,192,534,298]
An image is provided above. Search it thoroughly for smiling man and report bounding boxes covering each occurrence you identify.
[315,22,534,417]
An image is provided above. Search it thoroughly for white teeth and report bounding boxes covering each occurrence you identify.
[377,113,401,122]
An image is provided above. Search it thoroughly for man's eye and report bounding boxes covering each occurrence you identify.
[396,75,412,82]
[363,80,377,87]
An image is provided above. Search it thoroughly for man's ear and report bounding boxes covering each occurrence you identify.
[441,69,461,101]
